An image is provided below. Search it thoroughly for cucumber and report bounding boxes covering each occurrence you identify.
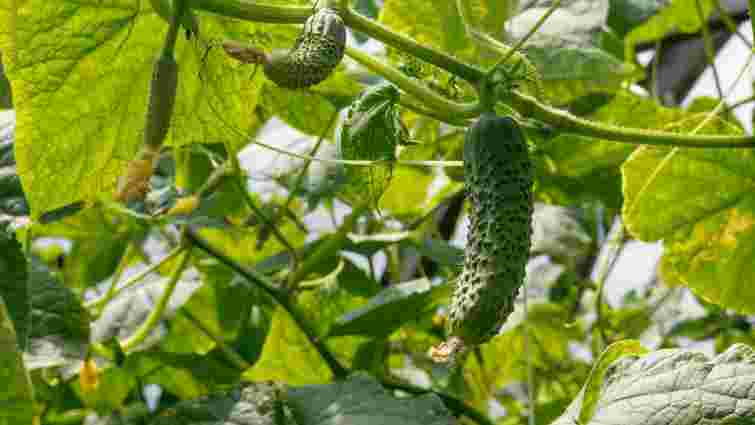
[432,113,533,362]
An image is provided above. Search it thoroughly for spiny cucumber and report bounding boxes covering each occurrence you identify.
[224,7,346,89]
[431,113,533,362]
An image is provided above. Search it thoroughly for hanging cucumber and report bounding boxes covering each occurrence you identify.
[116,2,183,202]
[431,113,534,363]
[223,6,346,89]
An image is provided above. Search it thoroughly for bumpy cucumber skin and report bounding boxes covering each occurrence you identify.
[446,114,533,347]
[264,7,346,89]
[144,53,178,148]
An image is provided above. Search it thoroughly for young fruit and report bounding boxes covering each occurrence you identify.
[144,53,178,149]
[431,114,533,363]
[224,7,346,89]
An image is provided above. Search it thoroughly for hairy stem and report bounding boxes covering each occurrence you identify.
[345,47,482,120]
[508,90,755,148]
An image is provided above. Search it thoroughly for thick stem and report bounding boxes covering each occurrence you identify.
[508,90,755,148]
[345,47,482,120]
[189,0,311,23]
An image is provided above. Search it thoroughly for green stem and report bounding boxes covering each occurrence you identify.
[89,243,135,317]
[696,0,724,99]
[592,217,625,353]
[508,90,755,148]
[489,0,562,74]
[234,177,299,276]
[121,247,192,352]
[84,245,187,311]
[189,0,311,23]
[184,227,350,379]
[345,47,482,120]
[342,8,484,84]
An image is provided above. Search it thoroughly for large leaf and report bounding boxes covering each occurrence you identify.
[0,296,34,425]
[625,0,715,59]
[243,305,333,385]
[525,46,640,106]
[535,91,729,208]
[621,103,754,313]
[552,343,755,425]
[0,1,297,216]
[286,373,456,425]
[149,381,293,425]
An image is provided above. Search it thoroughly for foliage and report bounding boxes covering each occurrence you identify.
[0,0,753,424]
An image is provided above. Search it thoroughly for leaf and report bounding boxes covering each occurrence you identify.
[338,84,403,210]
[578,340,648,424]
[552,343,755,425]
[621,105,755,313]
[328,278,450,338]
[0,296,34,425]
[0,226,29,348]
[0,2,298,217]
[535,90,721,207]
[243,306,333,385]
[149,381,290,425]
[525,46,640,106]
[286,372,456,425]
[125,350,243,400]
[29,255,91,344]
[507,0,609,48]
[296,258,381,368]
[625,0,715,59]
[607,0,664,35]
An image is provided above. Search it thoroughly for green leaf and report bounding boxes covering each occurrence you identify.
[535,90,716,207]
[622,104,755,313]
[296,258,381,368]
[525,46,641,106]
[243,306,333,385]
[338,84,403,210]
[149,381,290,425]
[0,226,29,349]
[286,372,455,425]
[0,2,296,217]
[626,0,715,59]
[29,255,91,344]
[328,278,450,338]
[0,296,34,425]
[607,0,664,35]
[578,340,648,424]
[125,350,243,400]
[553,343,755,425]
